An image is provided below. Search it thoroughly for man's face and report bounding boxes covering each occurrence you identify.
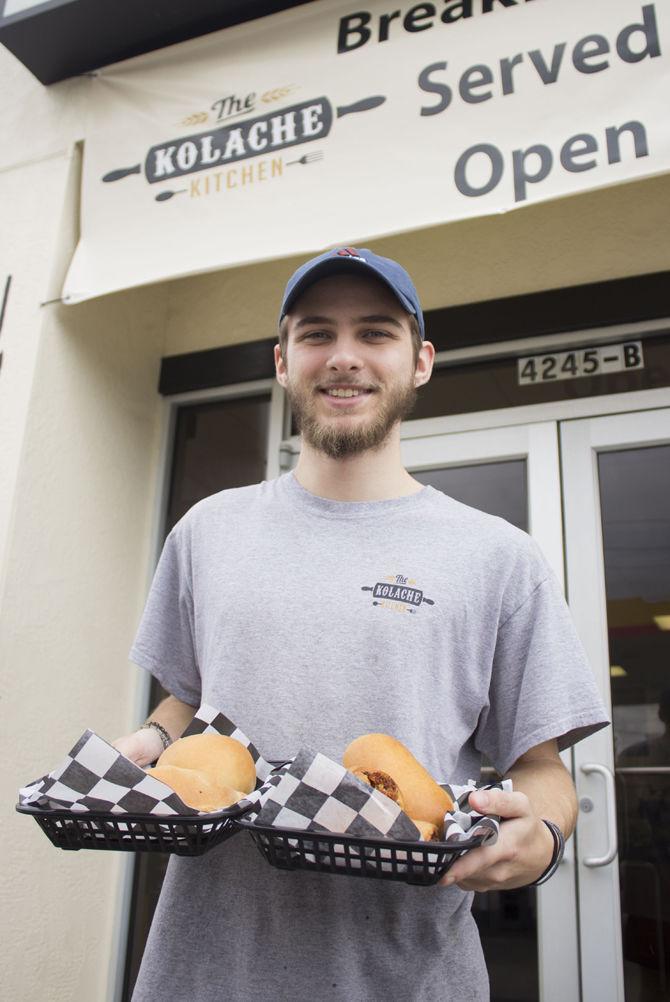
[275,273,431,459]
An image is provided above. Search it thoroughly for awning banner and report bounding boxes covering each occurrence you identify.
[63,0,670,303]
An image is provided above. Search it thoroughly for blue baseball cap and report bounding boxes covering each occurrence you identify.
[279,247,425,339]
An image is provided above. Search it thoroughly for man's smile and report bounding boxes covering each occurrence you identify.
[318,384,375,406]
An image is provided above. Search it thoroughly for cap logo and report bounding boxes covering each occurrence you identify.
[335,247,365,261]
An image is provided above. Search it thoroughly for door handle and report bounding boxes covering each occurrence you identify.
[580,763,618,867]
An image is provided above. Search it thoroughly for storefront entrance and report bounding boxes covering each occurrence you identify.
[122,386,670,1002]
[394,406,670,1002]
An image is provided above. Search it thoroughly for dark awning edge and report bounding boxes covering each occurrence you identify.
[0,0,314,86]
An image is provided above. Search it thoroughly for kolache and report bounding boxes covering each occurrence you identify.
[145,729,455,839]
[147,733,255,813]
[344,733,455,839]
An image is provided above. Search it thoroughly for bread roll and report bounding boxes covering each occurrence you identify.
[343,734,453,829]
[150,764,244,812]
[410,819,440,842]
[158,733,256,795]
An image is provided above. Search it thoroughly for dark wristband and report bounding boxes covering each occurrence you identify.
[529,819,565,886]
[140,720,172,752]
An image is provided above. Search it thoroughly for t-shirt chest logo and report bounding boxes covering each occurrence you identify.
[361,573,435,615]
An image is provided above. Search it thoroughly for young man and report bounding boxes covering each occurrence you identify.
[117,248,609,1001]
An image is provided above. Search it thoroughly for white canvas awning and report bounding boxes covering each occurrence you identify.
[63,0,670,303]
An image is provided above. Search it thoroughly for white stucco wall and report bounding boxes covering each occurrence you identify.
[0,36,88,576]
[0,44,170,1002]
[0,150,75,581]
[1,279,173,1002]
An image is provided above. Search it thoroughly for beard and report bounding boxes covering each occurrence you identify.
[285,372,418,459]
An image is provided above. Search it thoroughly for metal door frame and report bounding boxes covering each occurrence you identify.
[561,406,670,1002]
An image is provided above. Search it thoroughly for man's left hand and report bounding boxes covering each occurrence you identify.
[437,787,555,891]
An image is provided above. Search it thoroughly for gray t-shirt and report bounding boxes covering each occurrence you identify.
[130,472,608,1002]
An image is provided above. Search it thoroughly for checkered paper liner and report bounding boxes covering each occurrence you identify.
[18,704,274,820]
[244,747,513,872]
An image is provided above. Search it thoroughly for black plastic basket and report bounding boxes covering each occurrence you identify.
[16,801,253,855]
[237,818,489,886]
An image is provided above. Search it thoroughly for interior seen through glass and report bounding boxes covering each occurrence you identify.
[414,460,536,1002]
[599,444,670,1002]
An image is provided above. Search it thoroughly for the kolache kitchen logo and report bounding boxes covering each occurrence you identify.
[102,86,386,203]
[362,574,435,616]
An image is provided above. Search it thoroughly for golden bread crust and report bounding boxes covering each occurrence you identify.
[157,733,256,794]
[150,764,244,811]
[343,734,453,829]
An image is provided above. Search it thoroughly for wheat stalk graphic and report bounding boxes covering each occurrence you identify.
[181,111,209,126]
[261,86,295,104]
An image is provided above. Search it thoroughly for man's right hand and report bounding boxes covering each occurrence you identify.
[112,695,197,767]
[113,728,164,767]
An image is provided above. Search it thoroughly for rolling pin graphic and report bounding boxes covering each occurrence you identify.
[361,584,434,608]
[102,94,386,201]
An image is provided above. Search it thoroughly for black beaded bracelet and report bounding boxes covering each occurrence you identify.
[140,720,172,751]
[529,819,565,886]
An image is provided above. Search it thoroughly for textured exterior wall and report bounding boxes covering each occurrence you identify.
[0,45,169,1002]
[1,270,171,1001]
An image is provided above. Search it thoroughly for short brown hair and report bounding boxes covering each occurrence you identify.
[278,313,423,368]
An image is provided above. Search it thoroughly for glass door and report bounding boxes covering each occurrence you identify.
[561,407,670,1002]
[123,392,273,1001]
[402,422,575,1002]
